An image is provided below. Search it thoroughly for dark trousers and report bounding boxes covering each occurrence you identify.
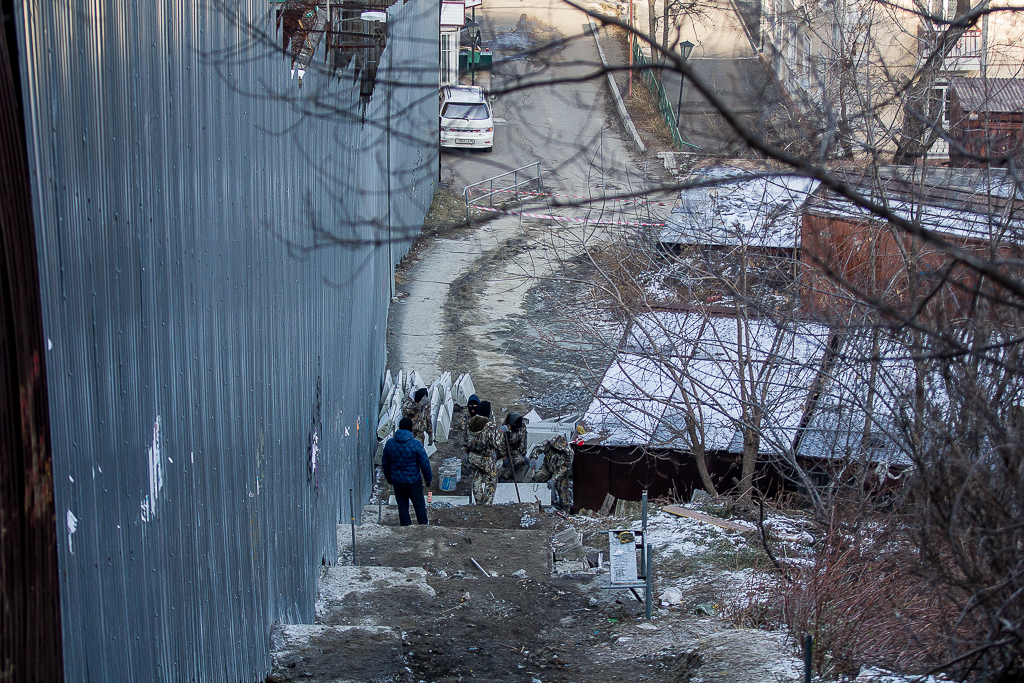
[392,481,428,526]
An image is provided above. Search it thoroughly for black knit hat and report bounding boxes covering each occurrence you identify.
[398,417,413,431]
[477,400,492,418]
[414,388,428,403]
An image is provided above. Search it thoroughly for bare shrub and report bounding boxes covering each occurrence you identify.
[746,517,959,678]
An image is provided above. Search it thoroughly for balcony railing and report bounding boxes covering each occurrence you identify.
[918,28,982,69]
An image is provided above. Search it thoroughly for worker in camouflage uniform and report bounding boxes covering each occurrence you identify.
[529,435,573,511]
[497,412,528,482]
[454,394,480,452]
[401,387,433,446]
[465,401,499,505]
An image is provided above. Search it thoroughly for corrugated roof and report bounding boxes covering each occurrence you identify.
[582,313,919,466]
[951,77,1024,113]
[661,168,819,248]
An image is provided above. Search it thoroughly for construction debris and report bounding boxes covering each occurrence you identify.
[552,528,585,563]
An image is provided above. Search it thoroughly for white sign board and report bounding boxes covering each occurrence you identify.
[440,1,466,26]
[465,0,482,7]
[608,530,639,585]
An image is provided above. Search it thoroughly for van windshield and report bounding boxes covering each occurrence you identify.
[441,103,490,120]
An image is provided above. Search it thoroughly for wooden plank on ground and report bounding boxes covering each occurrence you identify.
[662,505,754,533]
[662,505,804,542]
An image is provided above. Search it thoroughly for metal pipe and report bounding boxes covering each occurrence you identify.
[470,557,490,577]
[350,488,357,566]
[803,634,812,683]
[642,489,651,620]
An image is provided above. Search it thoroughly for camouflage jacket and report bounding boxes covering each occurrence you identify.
[531,436,573,483]
[499,425,528,466]
[465,416,499,476]
[401,396,433,439]
[462,412,494,451]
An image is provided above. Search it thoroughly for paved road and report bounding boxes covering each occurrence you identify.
[442,0,640,195]
[387,0,666,415]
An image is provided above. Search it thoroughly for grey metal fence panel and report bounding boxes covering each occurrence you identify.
[13,0,437,679]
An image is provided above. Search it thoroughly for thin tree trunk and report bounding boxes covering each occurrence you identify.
[739,422,760,501]
[686,417,718,495]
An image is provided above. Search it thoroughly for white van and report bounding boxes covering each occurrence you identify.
[439,85,493,152]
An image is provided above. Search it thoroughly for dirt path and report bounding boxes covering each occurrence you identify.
[269,504,805,683]
[386,0,672,420]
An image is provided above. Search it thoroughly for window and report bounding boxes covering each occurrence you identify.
[799,32,813,90]
[440,33,453,84]
[440,103,489,120]
[928,85,950,128]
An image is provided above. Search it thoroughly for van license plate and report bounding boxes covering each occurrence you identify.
[455,139,473,145]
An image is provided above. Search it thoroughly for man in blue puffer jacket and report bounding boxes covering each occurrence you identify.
[382,417,433,526]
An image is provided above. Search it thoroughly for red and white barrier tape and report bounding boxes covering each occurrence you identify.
[466,186,677,207]
[472,205,667,227]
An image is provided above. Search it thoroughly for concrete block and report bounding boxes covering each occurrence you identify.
[492,482,550,505]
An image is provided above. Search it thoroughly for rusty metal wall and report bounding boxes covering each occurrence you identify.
[0,4,64,679]
[12,0,437,679]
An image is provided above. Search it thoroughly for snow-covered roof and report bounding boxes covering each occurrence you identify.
[661,168,820,249]
[583,312,829,455]
[807,193,1024,243]
[795,335,918,466]
[583,312,916,466]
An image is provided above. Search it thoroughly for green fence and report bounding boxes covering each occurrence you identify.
[630,41,699,151]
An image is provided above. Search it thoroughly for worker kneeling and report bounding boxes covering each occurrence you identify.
[529,435,573,512]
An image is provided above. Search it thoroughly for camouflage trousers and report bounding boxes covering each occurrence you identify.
[551,475,570,511]
[470,466,497,505]
[467,453,497,505]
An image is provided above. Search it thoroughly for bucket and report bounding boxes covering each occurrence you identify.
[439,464,459,492]
[442,457,462,482]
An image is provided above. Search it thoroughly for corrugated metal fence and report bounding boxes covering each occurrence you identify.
[13,0,437,679]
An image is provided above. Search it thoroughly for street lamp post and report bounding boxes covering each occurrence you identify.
[676,40,694,132]
[465,18,480,86]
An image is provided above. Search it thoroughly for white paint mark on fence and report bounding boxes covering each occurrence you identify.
[66,509,78,554]
[140,415,164,522]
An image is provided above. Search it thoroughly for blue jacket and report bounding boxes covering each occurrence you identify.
[382,430,433,485]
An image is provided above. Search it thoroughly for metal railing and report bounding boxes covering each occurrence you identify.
[463,162,542,220]
[631,41,694,151]
[918,28,982,61]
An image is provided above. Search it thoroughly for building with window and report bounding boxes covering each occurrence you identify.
[440,1,465,85]
[759,0,1024,159]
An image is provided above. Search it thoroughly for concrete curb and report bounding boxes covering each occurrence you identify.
[588,18,646,154]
